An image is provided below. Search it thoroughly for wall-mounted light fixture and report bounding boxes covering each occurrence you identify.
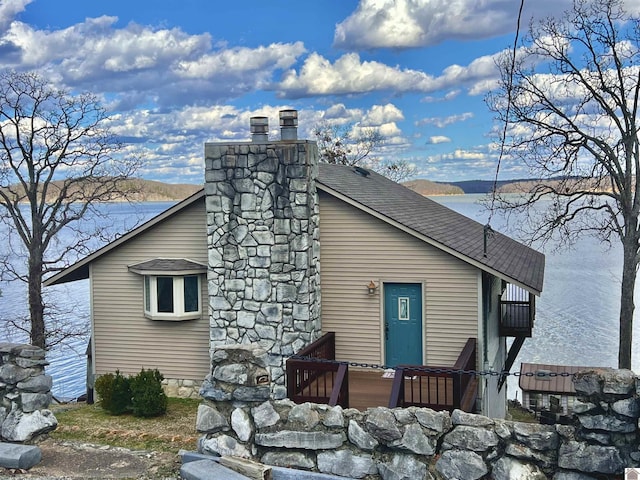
[367,280,378,295]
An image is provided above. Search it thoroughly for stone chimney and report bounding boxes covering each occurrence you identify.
[204,110,320,399]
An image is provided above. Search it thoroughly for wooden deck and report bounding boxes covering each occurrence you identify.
[306,369,461,411]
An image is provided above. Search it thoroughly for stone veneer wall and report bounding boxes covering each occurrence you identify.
[204,140,321,399]
[196,344,640,480]
[0,343,57,442]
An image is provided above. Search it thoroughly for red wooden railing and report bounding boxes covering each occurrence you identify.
[388,338,477,412]
[286,332,349,408]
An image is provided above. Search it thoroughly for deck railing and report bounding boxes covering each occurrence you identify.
[285,332,349,408]
[500,284,534,337]
[388,338,477,412]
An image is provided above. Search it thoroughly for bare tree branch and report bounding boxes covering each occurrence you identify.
[486,0,640,368]
[0,70,142,350]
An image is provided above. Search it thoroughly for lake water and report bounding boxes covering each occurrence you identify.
[0,195,635,402]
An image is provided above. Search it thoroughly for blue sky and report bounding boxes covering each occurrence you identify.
[2,0,638,184]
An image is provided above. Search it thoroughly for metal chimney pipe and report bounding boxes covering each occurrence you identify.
[250,116,269,142]
[279,110,298,141]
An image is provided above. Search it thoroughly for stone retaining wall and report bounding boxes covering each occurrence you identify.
[196,344,640,479]
[0,343,57,442]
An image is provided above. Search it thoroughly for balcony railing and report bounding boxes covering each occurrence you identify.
[388,337,477,412]
[500,284,534,337]
[285,332,349,408]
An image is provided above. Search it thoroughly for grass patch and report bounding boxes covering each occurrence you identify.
[50,397,200,452]
[507,400,538,423]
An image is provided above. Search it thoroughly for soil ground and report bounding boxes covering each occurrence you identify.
[0,438,181,480]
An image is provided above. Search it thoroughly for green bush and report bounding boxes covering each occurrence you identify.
[94,372,115,412]
[95,370,131,415]
[130,368,167,417]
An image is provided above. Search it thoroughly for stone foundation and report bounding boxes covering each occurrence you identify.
[195,345,640,479]
[161,378,200,399]
[0,343,57,442]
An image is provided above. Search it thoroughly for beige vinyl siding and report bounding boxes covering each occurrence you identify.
[319,191,478,367]
[91,201,209,381]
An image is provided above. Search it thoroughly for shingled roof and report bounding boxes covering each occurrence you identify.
[317,164,544,295]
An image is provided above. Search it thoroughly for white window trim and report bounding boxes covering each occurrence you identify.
[143,274,201,321]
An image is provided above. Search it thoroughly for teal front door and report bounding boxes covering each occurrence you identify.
[384,283,423,366]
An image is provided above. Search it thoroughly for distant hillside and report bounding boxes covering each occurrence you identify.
[435,179,529,194]
[5,178,202,203]
[124,179,202,201]
[403,179,464,196]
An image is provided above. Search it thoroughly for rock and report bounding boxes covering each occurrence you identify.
[322,405,344,428]
[288,403,320,429]
[252,401,280,429]
[0,365,32,385]
[602,369,635,394]
[20,393,51,413]
[348,420,378,451]
[366,408,402,442]
[572,400,597,414]
[255,431,345,450]
[414,408,452,433]
[558,441,625,474]
[261,451,315,470]
[231,408,252,442]
[436,449,487,479]
[553,471,599,480]
[213,364,248,384]
[233,386,270,402]
[200,434,251,458]
[513,422,559,450]
[393,423,435,456]
[451,409,493,427]
[378,453,429,480]
[442,425,499,452]
[611,397,640,417]
[0,443,41,469]
[16,374,52,393]
[505,442,557,469]
[196,404,229,433]
[578,414,635,433]
[491,457,547,480]
[317,450,377,479]
[1,409,57,442]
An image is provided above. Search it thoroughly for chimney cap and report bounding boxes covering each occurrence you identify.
[279,109,298,126]
[250,116,269,142]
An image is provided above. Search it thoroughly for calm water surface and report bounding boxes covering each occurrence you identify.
[0,195,635,401]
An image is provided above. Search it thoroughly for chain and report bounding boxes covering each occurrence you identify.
[278,353,575,378]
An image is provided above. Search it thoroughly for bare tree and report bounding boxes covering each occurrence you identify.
[486,0,640,368]
[313,122,415,182]
[0,71,141,350]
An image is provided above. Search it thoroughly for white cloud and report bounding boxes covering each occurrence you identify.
[416,112,474,128]
[278,52,436,98]
[334,0,576,50]
[2,16,306,107]
[427,136,451,144]
[362,103,404,126]
[0,0,31,33]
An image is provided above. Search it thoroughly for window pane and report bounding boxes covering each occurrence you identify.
[184,275,199,312]
[157,277,174,313]
[144,276,151,312]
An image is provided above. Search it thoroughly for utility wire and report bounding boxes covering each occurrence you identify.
[488,0,526,225]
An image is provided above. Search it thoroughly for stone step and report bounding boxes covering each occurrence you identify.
[0,443,42,470]
[180,451,354,480]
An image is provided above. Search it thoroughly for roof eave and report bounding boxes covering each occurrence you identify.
[43,190,206,287]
